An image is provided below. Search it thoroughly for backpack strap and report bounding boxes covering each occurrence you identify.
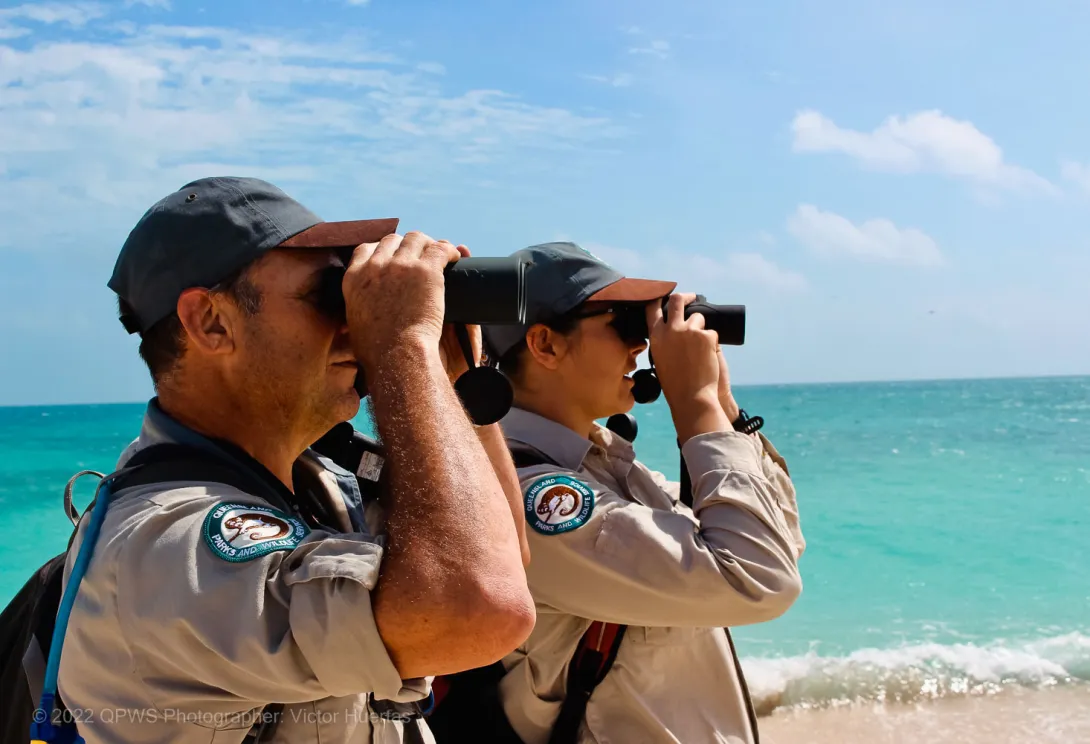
[114,443,295,513]
[427,444,630,744]
[31,443,289,744]
[510,445,557,470]
[112,445,289,744]
[547,622,627,744]
[512,445,629,744]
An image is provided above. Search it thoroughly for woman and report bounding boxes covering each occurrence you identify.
[434,241,806,744]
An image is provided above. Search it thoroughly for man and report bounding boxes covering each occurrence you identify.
[473,243,805,743]
[55,177,536,743]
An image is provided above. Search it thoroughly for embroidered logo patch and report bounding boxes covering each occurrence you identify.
[524,476,595,535]
[202,503,310,563]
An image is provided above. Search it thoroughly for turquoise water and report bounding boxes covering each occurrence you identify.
[2,376,1088,709]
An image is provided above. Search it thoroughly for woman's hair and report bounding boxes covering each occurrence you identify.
[495,308,584,380]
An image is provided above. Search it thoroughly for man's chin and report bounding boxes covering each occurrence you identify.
[330,386,362,423]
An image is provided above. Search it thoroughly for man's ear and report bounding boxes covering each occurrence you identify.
[525,324,568,371]
[176,288,237,355]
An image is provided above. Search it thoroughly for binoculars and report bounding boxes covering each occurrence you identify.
[324,255,746,425]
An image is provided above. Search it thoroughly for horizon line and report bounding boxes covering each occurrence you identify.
[0,370,1087,410]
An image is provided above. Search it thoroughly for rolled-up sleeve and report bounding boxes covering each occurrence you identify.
[114,486,418,712]
[522,430,802,629]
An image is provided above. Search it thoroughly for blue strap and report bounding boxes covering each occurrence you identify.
[29,475,116,744]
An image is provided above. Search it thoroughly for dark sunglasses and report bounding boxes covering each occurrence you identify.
[571,303,649,345]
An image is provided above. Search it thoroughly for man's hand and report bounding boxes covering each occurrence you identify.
[646,293,731,443]
[342,232,461,368]
[436,245,482,386]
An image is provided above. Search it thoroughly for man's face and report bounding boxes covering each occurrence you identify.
[225,248,360,439]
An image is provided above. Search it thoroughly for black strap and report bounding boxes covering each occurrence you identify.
[112,443,296,516]
[104,443,293,744]
[678,448,760,744]
[508,444,630,744]
[426,661,523,743]
[547,623,627,744]
[242,704,284,744]
[679,446,693,509]
[510,446,558,470]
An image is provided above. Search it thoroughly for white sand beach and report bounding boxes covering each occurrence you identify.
[759,686,1090,744]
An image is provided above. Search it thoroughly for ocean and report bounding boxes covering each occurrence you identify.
[2,375,1088,740]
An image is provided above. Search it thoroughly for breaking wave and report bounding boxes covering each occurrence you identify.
[740,632,1090,715]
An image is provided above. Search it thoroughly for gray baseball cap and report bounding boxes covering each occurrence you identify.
[481,241,676,358]
[108,176,398,334]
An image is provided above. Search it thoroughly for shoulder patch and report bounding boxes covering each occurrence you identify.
[202,502,310,563]
[524,475,595,536]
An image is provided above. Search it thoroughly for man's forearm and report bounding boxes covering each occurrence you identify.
[365,340,531,675]
[476,422,531,566]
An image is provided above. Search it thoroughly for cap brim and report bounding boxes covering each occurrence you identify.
[279,218,400,249]
[587,277,677,303]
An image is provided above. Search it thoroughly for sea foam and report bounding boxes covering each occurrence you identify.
[741,632,1090,714]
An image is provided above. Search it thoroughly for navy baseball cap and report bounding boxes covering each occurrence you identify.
[481,241,676,358]
[108,176,398,334]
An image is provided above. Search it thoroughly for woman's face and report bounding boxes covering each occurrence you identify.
[557,302,649,419]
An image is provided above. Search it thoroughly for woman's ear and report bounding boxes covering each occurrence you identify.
[525,324,569,371]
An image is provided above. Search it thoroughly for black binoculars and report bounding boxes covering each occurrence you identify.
[315,256,530,327]
[603,297,746,347]
[318,255,746,425]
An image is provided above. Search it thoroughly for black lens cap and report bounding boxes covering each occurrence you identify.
[454,366,514,426]
[631,369,662,404]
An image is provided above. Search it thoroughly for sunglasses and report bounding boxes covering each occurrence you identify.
[570,303,650,345]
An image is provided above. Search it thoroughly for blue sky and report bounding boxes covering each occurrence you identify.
[1,0,1088,406]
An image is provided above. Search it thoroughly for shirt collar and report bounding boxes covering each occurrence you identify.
[124,398,366,532]
[500,407,594,471]
[589,421,636,467]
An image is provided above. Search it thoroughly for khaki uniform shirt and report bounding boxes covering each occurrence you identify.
[496,408,805,744]
[56,400,433,744]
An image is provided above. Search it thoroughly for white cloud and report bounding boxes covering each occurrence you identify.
[580,242,645,274]
[787,204,943,267]
[574,242,806,294]
[0,2,107,28]
[345,0,371,5]
[722,252,807,292]
[0,6,618,254]
[417,61,446,75]
[1060,160,1090,195]
[791,109,1055,194]
[582,73,634,88]
[629,40,670,59]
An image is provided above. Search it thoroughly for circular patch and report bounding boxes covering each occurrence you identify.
[524,476,595,535]
[202,503,310,563]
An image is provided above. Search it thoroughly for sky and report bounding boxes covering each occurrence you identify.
[1,0,1088,406]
